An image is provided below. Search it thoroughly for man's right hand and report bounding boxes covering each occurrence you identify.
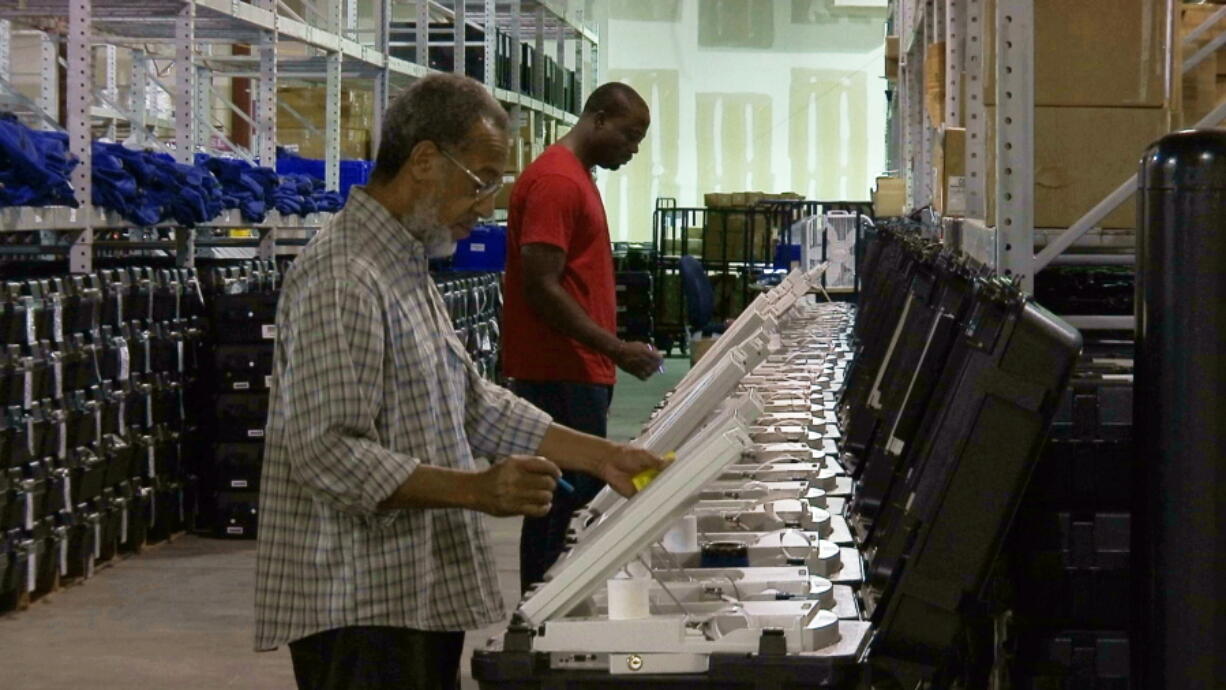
[613,340,664,381]
[475,455,560,517]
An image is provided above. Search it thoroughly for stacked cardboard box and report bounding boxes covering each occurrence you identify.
[276,86,374,160]
[981,0,1175,232]
[701,191,802,263]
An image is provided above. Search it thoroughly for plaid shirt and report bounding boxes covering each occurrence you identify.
[254,188,552,650]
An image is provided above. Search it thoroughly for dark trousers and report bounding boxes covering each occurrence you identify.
[288,625,465,690]
[510,379,612,593]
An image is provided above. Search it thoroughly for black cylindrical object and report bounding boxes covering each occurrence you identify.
[1135,129,1226,688]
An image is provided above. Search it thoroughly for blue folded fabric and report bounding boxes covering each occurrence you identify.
[1,114,347,223]
[0,113,79,208]
[89,142,225,226]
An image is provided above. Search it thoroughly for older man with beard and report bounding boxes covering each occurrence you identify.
[253,74,662,690]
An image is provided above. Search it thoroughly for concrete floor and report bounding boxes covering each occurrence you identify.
[0,359,688,689]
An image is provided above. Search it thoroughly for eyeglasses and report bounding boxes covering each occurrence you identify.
[438,148,503,201]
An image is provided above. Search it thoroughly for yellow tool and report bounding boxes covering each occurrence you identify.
[632,452,676,492]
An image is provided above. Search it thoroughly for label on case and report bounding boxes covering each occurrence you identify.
[54,360,63,399]
[53,301,63,344]
[24,367,32,409]
[226,526,244,535]
[118,342,130,381]
[247,429,264,438]
[261,324,277,340]
[233,382,250,391]
[470,243,486,252]
[91,347,102,383]
[232,480,248,488]
[176,341,184,373]
[25,492,34,530]
[25,302,35,345]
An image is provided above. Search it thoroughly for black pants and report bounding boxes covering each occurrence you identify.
[288,625,465,690]
[510,379,613,593]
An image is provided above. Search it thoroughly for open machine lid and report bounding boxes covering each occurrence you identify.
[578,329,776,520]
[518,408,757,627]
[666,264,827,404]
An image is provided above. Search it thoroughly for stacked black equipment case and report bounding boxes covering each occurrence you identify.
[197,261,280,539]
[0,265,205,606]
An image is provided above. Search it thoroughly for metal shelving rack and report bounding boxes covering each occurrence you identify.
[889,0,1226,332]
[0,0,597,272]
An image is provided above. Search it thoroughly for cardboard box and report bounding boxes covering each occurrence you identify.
[278,128,371,160]
[494,175,515,210]
[933,126,967,217]
[925,42,946,126]
[278,86,374,130]
[660,231,704,257]
[986,106,1170,230]
[873,177,905,218]
[710,273,748,320]
[703,210,774,263]
[690,337,717,366]
[885,35,900,81]
[1181,4,1226,126]
[984,0,1172,108]
[1183,4,1226,76]
[656,272,683,328]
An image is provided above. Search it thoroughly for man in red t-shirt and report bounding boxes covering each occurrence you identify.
[502,82,664,591]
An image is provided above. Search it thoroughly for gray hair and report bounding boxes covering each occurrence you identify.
[372,73,509,183]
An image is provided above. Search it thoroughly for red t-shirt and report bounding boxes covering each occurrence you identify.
[502,145,617,385]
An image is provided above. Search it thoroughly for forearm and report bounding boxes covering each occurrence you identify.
[527,281,622,357]
[377,464,482,511]
[535,423,618,476]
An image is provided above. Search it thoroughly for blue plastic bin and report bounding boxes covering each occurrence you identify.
[774,243,802,270]
[275,150,372,199]
[451,225,507,271]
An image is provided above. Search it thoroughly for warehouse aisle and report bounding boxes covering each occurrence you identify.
[0,358,689,689]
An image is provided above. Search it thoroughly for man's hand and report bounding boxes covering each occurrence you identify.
[594,444,667,497]
[474,455,560,517]
[612,341,664,381]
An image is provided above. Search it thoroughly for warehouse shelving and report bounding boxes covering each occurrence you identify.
[0,0,597,272]
[889,0,1226,333]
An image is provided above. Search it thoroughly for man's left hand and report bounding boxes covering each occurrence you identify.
[595,445,666,497]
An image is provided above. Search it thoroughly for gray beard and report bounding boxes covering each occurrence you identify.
[401,202,456,259]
